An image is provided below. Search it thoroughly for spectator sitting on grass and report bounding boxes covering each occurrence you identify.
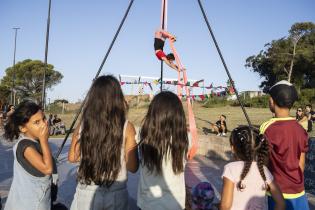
[52,114,66,135]
[52,114,61,125]
[210,115,227,136]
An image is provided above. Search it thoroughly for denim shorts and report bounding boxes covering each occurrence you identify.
[70,183,128,210]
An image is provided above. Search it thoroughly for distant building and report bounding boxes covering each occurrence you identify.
[227,90,265,101]
[227,94,237,101]
[241,90,265,99]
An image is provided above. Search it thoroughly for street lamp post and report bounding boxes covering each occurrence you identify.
[42,0,52,111]
[12,27,20,106]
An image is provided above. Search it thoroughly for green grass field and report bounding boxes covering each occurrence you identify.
[55,101,315,138]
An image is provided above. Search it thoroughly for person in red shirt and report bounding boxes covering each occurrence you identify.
[154,29,184,72]
[260,80,309,210]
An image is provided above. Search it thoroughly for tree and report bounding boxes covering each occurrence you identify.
[53,99,69,104]
[0,59,63,104]
[0,85,11,104]
[246,22,315,92]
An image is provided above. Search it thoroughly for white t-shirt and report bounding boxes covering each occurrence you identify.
[137,135,191,210]
[137,153,186,210]
[222,161,273,210]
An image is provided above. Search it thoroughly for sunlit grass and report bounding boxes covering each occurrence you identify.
[56,101,315,137]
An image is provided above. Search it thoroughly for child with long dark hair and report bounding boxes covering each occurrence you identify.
[4,101,53,210]
[137,91,189,210]
[68,75,138,210]
[220,126,285,210]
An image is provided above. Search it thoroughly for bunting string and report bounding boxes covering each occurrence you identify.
[120,80,234,92]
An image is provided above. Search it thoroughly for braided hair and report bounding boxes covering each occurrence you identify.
[253,130,269,190]
[230,126,269,191]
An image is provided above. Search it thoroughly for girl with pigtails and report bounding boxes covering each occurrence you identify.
[220,126,285,210]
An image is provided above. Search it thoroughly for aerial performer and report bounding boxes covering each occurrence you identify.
[154,29,185,72]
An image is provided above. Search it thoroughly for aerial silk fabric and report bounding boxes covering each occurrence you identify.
[169,40,198,159]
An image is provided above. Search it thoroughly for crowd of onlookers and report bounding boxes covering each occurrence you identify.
[0,77,313,210]
[47,114,66,136]
[296,104,315,132]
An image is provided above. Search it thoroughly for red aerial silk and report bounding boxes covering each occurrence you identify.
[160,0,198,159]
[169,40,198,159]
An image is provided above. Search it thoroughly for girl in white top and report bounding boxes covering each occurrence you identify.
[68,75,138,210]
[220,126,285,210]
[137,91,189,210]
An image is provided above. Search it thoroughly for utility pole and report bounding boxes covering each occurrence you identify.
[12,27,20,106]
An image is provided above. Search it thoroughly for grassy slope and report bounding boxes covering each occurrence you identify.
[57,102,315,137]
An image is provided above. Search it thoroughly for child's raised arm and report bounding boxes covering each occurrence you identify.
[68,124,81,163]
[24,121,53,175]
[220,177,234,210]
[269,181,286,210]
[125,122,139,173]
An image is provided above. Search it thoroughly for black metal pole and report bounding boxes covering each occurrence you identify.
[160,0,166,92]
[160,62,163,91]
[197,0,252,127]
[12,27,20,106]
[42,0,52,111]
[55,0,135,159]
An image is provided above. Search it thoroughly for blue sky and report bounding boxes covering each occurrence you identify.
[1,0,315,102]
